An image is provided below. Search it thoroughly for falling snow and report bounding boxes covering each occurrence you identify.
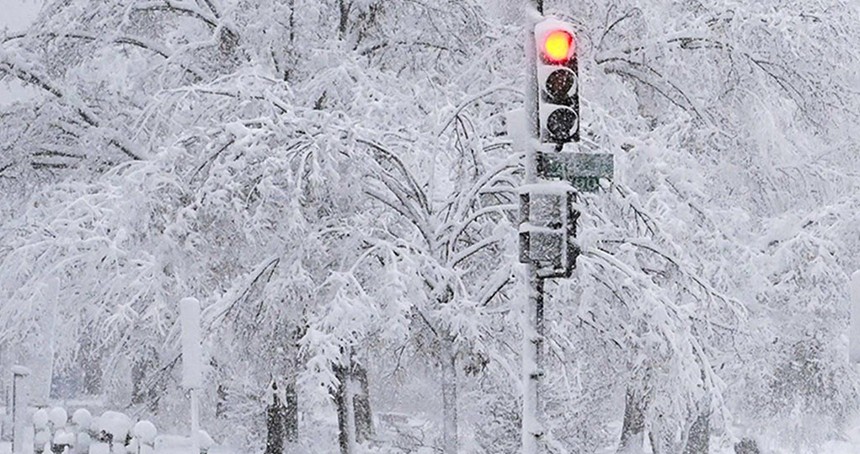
[0,1,859,454]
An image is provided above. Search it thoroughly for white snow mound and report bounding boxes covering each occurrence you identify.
[133,420,158,443]
[49,407,68,427]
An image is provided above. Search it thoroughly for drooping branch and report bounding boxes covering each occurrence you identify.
[358,138,430,216]
[133,0,219,29]
[4,31,206,81]
[597,55,709,122]
[200,256,282,332]
[0,58,144,160]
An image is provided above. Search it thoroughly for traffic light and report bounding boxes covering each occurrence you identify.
[535,19,579,145]
[519,187,580,278]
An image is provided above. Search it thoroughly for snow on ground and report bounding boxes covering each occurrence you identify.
[5,412,860,454]
[0,440,238,454]
[818,412,860,454]
[154,447,237,454]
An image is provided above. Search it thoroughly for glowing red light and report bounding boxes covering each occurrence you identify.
[543,30,574,63]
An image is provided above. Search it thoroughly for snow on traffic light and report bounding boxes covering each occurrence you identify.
[535,19,580,145]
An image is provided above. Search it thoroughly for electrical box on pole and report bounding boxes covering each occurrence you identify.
[535,19,580,146]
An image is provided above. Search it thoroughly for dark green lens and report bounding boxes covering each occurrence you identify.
[547,108,577,140]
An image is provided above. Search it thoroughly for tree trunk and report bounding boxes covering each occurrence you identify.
[79,330,102,396]
[333,359,372,453]
[648,430,662,454]
[683,366,711,454]
[353,364,373,443]
[333,364,354,454]
[216,383,228,419]
[132,347,158,409]
[265,380,286,454]
[0,342,5,407]
[345,376,357,454]
[337,0,350,41]
[682,407,710,454]
[0,343,8,442]
[617,386,647,453]
[212,358,229,420]
[284,380,298,443]
[734,438,760,454]
[441,338,458,454]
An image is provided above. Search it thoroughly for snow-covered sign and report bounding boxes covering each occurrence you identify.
[180,297,203,389]
[850,271,860,363]
[535,149,614,193]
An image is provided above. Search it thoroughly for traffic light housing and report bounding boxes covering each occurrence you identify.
[518,187,580,278]
[535,19,580,145]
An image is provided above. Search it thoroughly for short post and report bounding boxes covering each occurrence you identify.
[132,420,157,454]
[71,409,93,454]
[190,389,200,454]
[2,366,10,443]
[48,407,71,454]
[33,409,49,454]
[180,297,204,454]
[11,366,31,454]
[850,270,860,364]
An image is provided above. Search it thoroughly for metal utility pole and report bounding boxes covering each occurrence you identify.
[519,3,614,454]
[521,269,545,454]
[522,2,545,453]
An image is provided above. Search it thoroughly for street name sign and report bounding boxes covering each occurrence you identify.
[536,151,614,192]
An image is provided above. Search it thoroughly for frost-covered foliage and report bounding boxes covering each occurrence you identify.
[0,0,858,453]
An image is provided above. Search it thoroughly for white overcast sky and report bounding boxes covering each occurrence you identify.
[1,0,43,105]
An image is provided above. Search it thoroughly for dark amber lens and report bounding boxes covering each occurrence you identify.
[546,69,574,99]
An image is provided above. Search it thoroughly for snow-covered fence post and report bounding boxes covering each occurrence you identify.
[11,365,31,454]
[850,270,860,363]
[180,297,204,454]
[48,407,73,454]
[34,409,50,454]
[130,420,157,454]
[90,410,131,454]
[71,409,93,454]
